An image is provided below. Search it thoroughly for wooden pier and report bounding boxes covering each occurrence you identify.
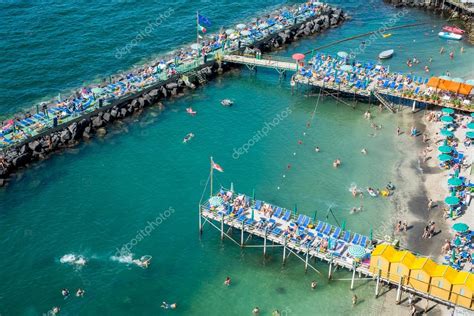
[198,189,473,312]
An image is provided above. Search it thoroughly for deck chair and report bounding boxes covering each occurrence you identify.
[332,227,341,239]
[315,221,325,232]
[359,235,368,247]
[273,207,283,218]
[302,216,310,227]
[282,210,291,221]
[255,200,262,210]
[351,233,361,244]
[296,214,304,226]
[342,231,351,242]
[323,224,332,235]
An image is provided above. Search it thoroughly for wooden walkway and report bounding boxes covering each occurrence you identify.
[223,55,297,73]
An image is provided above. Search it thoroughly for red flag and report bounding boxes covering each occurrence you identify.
[212,160,224,172]
[198,24,207,33]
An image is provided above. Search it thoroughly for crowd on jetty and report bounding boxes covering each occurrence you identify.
[207,190,373,266]
[294,52,473,109]
[0,0,332,150]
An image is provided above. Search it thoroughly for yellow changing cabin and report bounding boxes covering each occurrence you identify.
[407,257,437,292]
[430,265,457,301]
[388,250,416,284]
[450,271,474,309]
[369,244,396,278]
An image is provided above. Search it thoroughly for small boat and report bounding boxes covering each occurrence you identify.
[378,49,394,59]
[221,99,234,107]
[186,107,197,115]
[183,133,195,143]
[442,26,465,35]
[382,33,392,38]
[438,32,463,40]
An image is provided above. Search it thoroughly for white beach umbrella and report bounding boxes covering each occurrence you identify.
[225,28,235,35]
[190,43,202,50]
[240,30,251,36]
[236,23,247,30]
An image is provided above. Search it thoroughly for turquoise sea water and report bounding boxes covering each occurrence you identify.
[1,1,473,315]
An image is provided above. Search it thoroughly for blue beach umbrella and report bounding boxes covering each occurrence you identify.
[441,116,454,123]
[452,222,469,233]
[442,108,455,115]
[438,154,452,162]
[440,129,454,137]
[467,122,474,129]
[448,177,463,187]
[467,131,474,139]
[438,145,452,153]
[466,79,474,85]
[348,245,366,258]
[445,196,460,206]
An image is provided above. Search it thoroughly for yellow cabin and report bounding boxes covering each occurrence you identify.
[450,271,474,309]
[388,250,416,284]
[369,244,396,278]
[430,265,457,301]
[407,257,437,292]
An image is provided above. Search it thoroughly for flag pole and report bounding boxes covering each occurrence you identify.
[210,156,214,197]
[196,11,199,44]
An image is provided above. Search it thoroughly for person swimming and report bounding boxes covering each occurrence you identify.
[333,159,341,168]
[315,146,320,152]
[252,307,260,315]
[224,276,231,286]
[133,256,151,268]
[76,288,85,297]
[183,133,195,143]
[161,302,177,309]
[361,148,367,155]
[386,182,395,190]
[61,288,69,298]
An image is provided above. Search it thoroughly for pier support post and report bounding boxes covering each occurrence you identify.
[220,215,224,240]
[240,221,245,247]
[375,270,381,298]
[282,237,287,265]
[328,260,333,280]
[350,265,357,290]
[199,206,202,235]
[412,100,416,112]
[304,247,309,272]
[263,228,267,257]
[396,277,403,304]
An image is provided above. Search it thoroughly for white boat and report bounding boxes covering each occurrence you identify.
[378,49,394,59]
[221,99,234,107]
[438,32,463,40]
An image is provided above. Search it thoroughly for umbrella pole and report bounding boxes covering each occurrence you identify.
[263,228,267,256]
[350,264,356,290]
[220,215,224,240]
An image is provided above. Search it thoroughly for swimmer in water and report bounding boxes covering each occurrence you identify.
[161,302,177,310]
[76,288,85,297]
[61,288,69,298]
[253,307,260,315]
[461,46,464,54]
[315,146,320,152]
[224,276,231,286]
[361,148,367,155]
[449,51,454,60]
[311,280,318,289]
[333,159,341,168]
[440,46,445,54]
[52,307,60,315]
[133,257,151,268]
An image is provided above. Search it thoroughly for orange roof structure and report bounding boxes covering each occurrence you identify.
[427,77,473,95]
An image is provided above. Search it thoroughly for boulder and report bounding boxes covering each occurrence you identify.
[103,112,111,122]
[12,153,31,167]
[161,86,168,98]
[96,128,107,137]
[149,89,159,97]
[92,116,103,128]
[171,88,177,96]
[110,109,118,118]
[138,97,145,108]
[68,122,78,138]
[60,129,71,143]
[166,82,178,90]
[120,108,128,117]
[28,140,41,152]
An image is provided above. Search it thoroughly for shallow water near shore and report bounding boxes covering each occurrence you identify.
[0,1,473,315]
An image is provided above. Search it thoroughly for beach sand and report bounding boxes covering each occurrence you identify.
[368,106,474,316]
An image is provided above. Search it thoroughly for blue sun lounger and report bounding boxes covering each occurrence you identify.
[272,227,282,236]
[342,231,351,242]
[315,221,325,232]
[389,82,396,89]
[282,210,291,221]
[255,200,262,210]
[332,227,341,239]
[296,214,304,226]
[323,224,332,235]
[414,86,420,94]
[273,207,283,218]
[302,216,310,227]
[351,233,361,244]
[360,235,368,247]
